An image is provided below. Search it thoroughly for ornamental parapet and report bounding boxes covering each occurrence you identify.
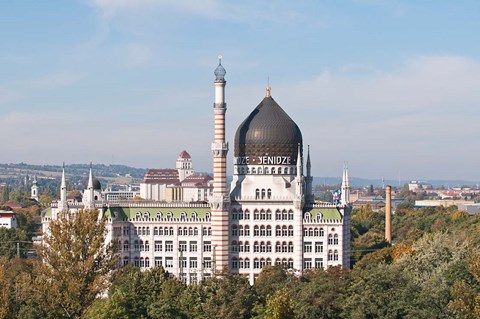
[106,201,210,208]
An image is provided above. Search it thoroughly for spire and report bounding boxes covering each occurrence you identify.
[61,162,66,189]
[214,55,226,82]
[341,162,350,205]
[87,162,93,190]
[296,143,302,177]
[306,145,311,176]
[266,86,271,97]
[305,145,313,205]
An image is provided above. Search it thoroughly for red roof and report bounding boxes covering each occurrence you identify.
[3,201,22,210]
[0,211,15,218]
[181,174,213,187]
[143,169,180,184]
[178,150,191,159]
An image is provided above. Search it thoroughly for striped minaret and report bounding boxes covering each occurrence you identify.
[210,56,230,273]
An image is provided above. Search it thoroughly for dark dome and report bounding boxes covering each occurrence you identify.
[234,96,302,163]
[86,178,102,190]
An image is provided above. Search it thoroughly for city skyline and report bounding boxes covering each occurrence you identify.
[1,1,480,180]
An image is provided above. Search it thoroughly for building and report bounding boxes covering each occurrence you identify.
[0,210,17,229]
[139,151,213,202]
[42,59,351,284]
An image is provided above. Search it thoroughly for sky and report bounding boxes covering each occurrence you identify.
[1,0,480,181]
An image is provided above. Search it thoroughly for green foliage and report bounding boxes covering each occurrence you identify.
[0,228,28,259]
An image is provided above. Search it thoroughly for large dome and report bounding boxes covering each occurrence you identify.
[234,95,302,164]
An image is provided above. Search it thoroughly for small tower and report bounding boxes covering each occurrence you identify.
[58,163,68,211]
[83,162,96,210]
[294,143,304,210]
[305,145,313,204]
[176,150,194,181]
[341,162,350,205]
[30,175,39,202]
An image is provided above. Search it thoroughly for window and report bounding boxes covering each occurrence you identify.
[145,241,150,252]
[255,189,260,199]
[309,228,314,237]
[169,227,174,236]
[304,258,312,269]
[123,256,129,266]
[282,210,287,220]
[244,241,250,252]
[165,241,173,252]
[276,242,281,253]
[334,234,339,245]
[288,226,293,237]
[208,227,212,236]
[260,210,266,220]
[320,228,324,236]
[254,258,260,269]
[254,210,260,220]
[204,241,211,252]
[179,241,187,252]
[232,258,238,269]
[194,227,199,236]
[334,250,339,261]
[134,257,140,267]
[260,258,266,268]
[155,241,162,252]
[134,227,138,235]
[267,189,272,199]
[204,258,212,269]
[288,259,294,269]
[239,258,244,269]
[123,240,129,251]
[266,241,272,252]
[276,226,281,236]
[288,242,294,253]
[288,210,294,220]
[244,258,250,269]
[231,241,238,252]
[238,210,244,220]
[165,257,173,268]
[276,210,281,220]
[282,242,288,253]
[254,225,260,237]
[266,225,272,236]
[158,227,164,236]
[254,241,260,252]
[328,234,333,245]
[178,227,184,236]
[314,228,319,237]
[260,241,266,253]
[154,257,162,267]
[244,225,250,236]
[244,210,250,220]
[134,240,140,251]
[260,225,266,236]
[145,257,150,268]
[315,242,323,253]
[282,226,288,237]
[261,189,266,199]
[315,258,323,269]
[191,273,198,283]
[190,241,197,252]
[266,209,272,220]
[232,211,238,220]
[189,227,193,236]
[238,225,244,236]
[232,225,238,236]
[146,227,150,235]
[328,250,333,261]
[190,257,198,269]
[304,242,312,253]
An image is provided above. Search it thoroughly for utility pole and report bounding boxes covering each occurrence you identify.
[17,242,20,257]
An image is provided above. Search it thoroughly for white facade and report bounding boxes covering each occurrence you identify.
[0,211,17,229]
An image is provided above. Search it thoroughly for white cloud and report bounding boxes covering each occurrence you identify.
[125,43,153,67]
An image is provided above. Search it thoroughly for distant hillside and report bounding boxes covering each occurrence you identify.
[313,177,480,188]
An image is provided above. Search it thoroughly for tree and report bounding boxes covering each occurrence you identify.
[0,228,28,259]
[264,288,295,319]
[32,209,118,319]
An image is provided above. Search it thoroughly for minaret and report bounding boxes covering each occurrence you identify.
[210,56,230,273]
[341,162,350,205]
[58,163,68,211]
[84,162,95,210]
[305,145,313,204]
[295,143,303,198]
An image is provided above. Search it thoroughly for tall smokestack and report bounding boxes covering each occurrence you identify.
[385,185,392,243]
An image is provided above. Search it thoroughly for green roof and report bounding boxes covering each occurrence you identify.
[304,207,342,221]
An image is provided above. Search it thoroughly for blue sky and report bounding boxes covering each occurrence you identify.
[1,0,480,181]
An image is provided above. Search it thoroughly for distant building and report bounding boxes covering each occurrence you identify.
[0,210,17,228]
[408,181,432,192]
[457,203,480,215]
[30,176,39,201]
[415,199,474,208]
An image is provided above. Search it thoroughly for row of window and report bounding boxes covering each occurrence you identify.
[231,209,295,221]
[231,225,295,237]
[132,211,211,221]
[238,167,296,175]
[123,240,211,253]
[124,256,213,270]
[120,226,213,237]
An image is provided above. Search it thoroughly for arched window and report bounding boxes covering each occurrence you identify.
[260,241,266,252]
[303,227,308,236]
[288,210,294,220]
[328,234,333,245]
[266,225,272,236]
[180,212,186,221]
[140,240,145,251]
[154,227,158,236]
[244,210,250,220]
[260,258,266,268]
[275,258,281,265]
[260,225,266,236]
[245,241,250,252]
[328,250,333,261]
[134,240,139,251]
[282,210,288,220]
[169,227,174,236]
[272,168,276,174]
[255,189,260,199]
[245,258,250,269]
[288,242,294,253]
[309,228,314,237]
[208,227,212,236]
[232,257,238,269]
[266,241,272,252]
[123,240,129,251]
[238,241,244,252]
[144,212,149,219]
[334,234,339,245]
[134,257,140,267]
[266,209,272,220]
[320,228,324,236]
[316,213,323,222]
[282,241,288,253]
[288,226,294,237]
[254,210,260,220]
[145,257,150,268]
[276,210,281,220]
[156,212,162,219]
[258,167,262,174]
[140,257,145,268]
[158,227,164,236]
[166,212,173,220]
[282,258,288,267]
[314,227,319,237]
[282,226,288,237]
[334,250,339,261]
[136,212,141,218]
[266,258,272,266]
[145,241,150,251]
[276,241,281,253]
[245,225,250,236]
[238,209,244,220]
[254,225,260,236]
[254,258,259,269]
[231,241,238,252]
[276,225,281,236]
[232,225,238,236]
[260,209,266,220]
[288,258,294,269]
[261,189,266,199]
[267,189,272,199]
[191,212,197,220]
[239,225,244,236]
[194,227,199,236]
[178,227,183,236]
[205,212,211,221]
[254,241,260,252]
[189,227,193,236]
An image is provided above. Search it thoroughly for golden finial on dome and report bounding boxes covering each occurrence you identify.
[266,85,271,97]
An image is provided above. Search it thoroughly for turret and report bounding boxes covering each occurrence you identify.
[58,163,68,211]
[341,162,350,205]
